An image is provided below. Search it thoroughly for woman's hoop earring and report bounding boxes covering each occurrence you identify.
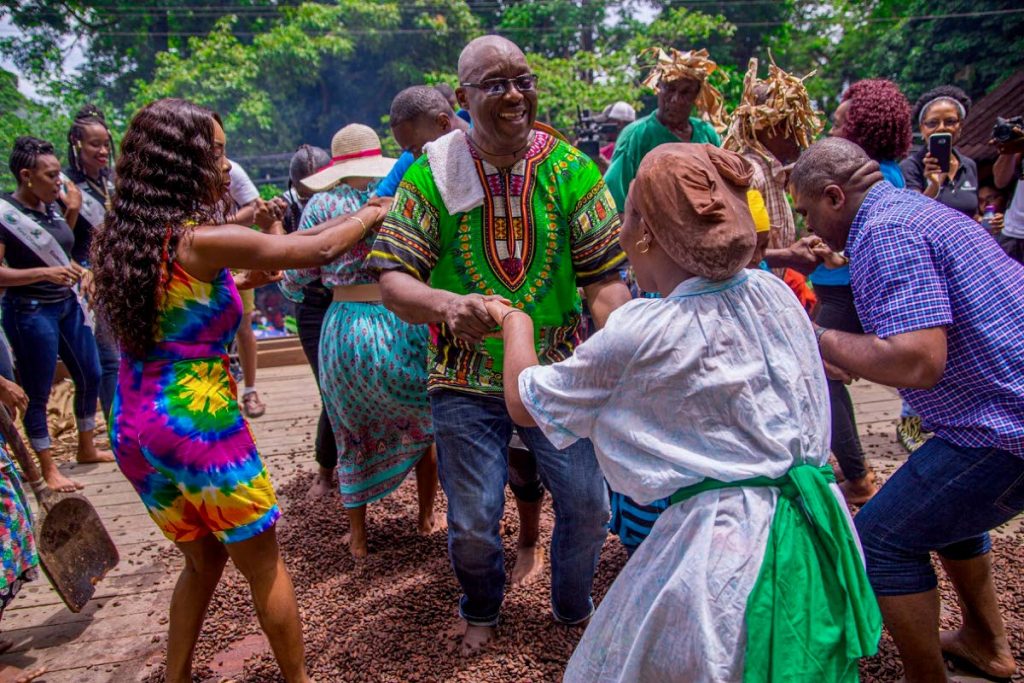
[636,239,650,255]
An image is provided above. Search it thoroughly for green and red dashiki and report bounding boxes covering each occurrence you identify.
[367,131,625,396]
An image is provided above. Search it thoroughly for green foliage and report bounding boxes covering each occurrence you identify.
[0,0,293,107]
[257,183,284,201]
[661,1,795,69]
[0,68,122,192]
[4,0,1023,181]
[126,0,478,156]
[776,0,1024,114]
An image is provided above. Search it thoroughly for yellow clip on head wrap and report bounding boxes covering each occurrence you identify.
[746,190,771,233]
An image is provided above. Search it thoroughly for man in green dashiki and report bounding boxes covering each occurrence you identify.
[604,47,725,211]
[368,35,630,656]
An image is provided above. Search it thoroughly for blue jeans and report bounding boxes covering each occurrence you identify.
[855,436,1024,596]
[93,317,120,420]
[2,296,101,451]
[0,328,14,381]
[431,389,609,626]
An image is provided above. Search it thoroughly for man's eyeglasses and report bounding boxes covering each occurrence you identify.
[460,74,539,97]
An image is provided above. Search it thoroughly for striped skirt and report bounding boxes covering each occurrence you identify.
[318,302,433,508]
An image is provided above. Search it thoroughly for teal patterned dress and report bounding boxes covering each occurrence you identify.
[281,182,433,509]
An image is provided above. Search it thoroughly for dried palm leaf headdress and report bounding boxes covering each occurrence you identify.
[640,47,728,133]
[723,55,823,160]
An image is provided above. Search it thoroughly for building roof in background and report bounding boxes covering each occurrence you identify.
[960,70,1024,163]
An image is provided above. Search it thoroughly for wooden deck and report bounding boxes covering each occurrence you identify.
[0,366,914,682]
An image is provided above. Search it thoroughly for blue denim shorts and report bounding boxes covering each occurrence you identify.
[855,437,1024,596]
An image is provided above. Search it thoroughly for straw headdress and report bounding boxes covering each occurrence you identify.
[723,55,824,160]
[639,47,728,133]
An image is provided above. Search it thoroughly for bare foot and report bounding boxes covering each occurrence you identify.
[0,661,47,683]
[941,628,1017,680]
[459,624,496,657]
[76,449,115,465]
[840,474,878,506]
[15,667,47,683]
[417,511,446,536]
[305,469,335,500]
[42,466,83,492]
[510,544,546,588]
[347,530,368,560]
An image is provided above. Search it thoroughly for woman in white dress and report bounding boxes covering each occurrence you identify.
[484,143,882,682]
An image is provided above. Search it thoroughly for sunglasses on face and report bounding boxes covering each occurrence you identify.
[460,74,539,97]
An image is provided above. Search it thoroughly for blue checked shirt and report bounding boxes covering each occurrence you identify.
[847,182,1024,457]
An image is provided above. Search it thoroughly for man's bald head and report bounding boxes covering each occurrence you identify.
[458,35,525,82]
[790,137,872,198]
[790,137,881,252]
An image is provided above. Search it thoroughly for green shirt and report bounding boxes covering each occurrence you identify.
[367,131,625,396]
[604,113,722,211]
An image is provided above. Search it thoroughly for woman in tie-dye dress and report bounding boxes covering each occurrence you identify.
[90,99,388,683]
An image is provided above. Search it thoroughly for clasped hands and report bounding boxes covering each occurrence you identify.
[443,294,528,346]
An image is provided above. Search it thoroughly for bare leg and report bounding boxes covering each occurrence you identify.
[939,553,1016,679]
[507,447,545,587]
[238,313,258,391]
[878,591,950,683]
[225,527,309,683]
[510,496,545,587]
[346,505,368,559]
[305,466,335,500]
[237,314,265,418]
[166,535,229,683]
[415,445,443,534]
[75,428,115,465]
[839,468,878,506]
[36,447,82,491]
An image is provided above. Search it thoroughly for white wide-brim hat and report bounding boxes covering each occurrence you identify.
[301,123,396,192]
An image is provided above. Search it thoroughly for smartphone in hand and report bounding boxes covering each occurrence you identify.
[928,133,953,174]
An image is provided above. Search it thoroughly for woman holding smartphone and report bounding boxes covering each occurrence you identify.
[900,85,978,216]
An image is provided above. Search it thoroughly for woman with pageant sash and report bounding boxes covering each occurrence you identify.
[0,136,112,493]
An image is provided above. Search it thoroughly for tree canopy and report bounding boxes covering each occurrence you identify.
[2,0,1022,187]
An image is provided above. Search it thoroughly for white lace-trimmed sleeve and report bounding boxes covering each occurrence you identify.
[518,302,641,449]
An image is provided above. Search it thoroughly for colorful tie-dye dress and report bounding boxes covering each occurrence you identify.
[110,262,279,544]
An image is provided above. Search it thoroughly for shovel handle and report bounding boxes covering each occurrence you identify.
[0,404,47,500]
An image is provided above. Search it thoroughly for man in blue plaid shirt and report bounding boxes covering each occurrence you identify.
[791,137,1024,683]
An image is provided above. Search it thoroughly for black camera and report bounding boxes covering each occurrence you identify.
[992,116,1024,144]
[575,107,619,161]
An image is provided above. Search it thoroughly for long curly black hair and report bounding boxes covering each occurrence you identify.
[90,98,224,358]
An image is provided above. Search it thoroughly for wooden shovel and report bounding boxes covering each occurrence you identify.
[0,405,119,613]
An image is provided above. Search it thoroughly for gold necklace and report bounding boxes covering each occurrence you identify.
[86,175,112,211]
[467,130,534,165]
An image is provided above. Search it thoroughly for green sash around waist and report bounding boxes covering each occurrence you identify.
[671,464,882,682]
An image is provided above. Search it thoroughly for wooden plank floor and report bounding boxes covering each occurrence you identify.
[0,365,913,682]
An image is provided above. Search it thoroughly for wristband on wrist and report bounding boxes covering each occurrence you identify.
[350,215,368,238]
[500,308,524,328]
[814,325,829,346]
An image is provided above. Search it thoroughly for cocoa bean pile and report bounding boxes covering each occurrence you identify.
[142,471,1024,682]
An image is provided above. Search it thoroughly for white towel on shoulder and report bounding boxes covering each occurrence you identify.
[424,130,484,215]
